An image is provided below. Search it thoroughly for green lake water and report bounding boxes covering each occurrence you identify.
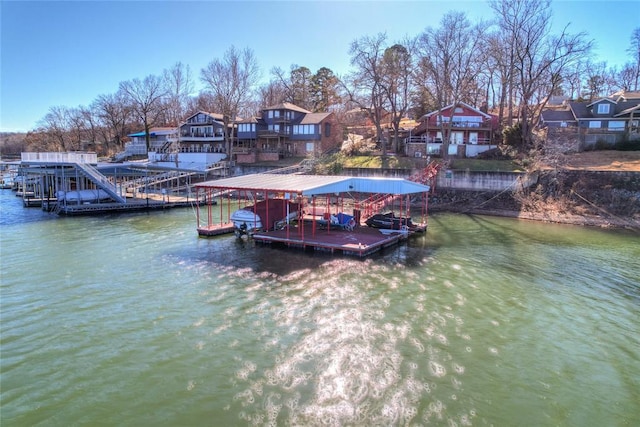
[1,190,638,426]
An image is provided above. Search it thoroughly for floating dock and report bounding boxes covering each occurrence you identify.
[15,152,208,215]
[194,173,431,257]
[252,221,426,257]
[197,222,236,236]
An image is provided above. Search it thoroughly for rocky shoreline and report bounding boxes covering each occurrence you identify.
[432,205,640,231]
[428,169,640,232]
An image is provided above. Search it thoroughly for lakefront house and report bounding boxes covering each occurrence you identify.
[406,102,499,158]
[124,111,230,169]
[234,102,343,163]
[540,91,640,148]
[123,103,343,167]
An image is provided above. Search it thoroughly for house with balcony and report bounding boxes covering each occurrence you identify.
[124,127,178,158]
[235,102,343,163]
[177,111,227,153]
[406,102,499,158]
[124,111,230,169]
[539,91,640,148]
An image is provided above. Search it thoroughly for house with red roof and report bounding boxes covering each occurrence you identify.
[406,102,499,158]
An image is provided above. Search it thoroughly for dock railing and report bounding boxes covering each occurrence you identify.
[21,152,98,164]
[75,163,127,203]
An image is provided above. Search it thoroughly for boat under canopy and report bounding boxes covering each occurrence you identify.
[230,199,301,236]
[194,173,431,256]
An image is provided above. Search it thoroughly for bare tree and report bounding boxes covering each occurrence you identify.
[561,59,588,100]
[628,27,640,91]
[24,130,53,152]
[381,42,413,153]
[38,106,74,151]
[257,80,287,109]
[68,107,90,150]
[78,105,103,151]
[187,92,216,114]
[163,62,194,126]
[119,74,167,151]
[200,46,261,156]
[343,32,389,154]
[490,0,592,150]
[92,90,132,151]
[416,11,488,158]
[486,30,517,125]
[617,63,640,92]
[584,61,610,100]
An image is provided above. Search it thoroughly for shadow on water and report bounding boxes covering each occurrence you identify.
[170,230,439,277]
[181,235,344,277]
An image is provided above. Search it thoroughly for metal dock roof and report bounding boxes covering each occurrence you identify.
[195,174,430,196]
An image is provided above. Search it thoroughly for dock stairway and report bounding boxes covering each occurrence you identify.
[360,193,403,219]
[264,159,316,175]
[76,163,127,203]
[408,161,442,188]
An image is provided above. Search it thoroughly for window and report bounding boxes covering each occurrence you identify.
[597,104,610,114]
[608,121,625,131]
[324,123,331,137]
[454,107,464,113]
[588,121,601,128]
[238,123,255,133]
[293,124,316,135]
[268,110,273,119]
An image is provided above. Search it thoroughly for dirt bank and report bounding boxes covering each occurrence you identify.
[546,151,640,172]
[429,169,640,231]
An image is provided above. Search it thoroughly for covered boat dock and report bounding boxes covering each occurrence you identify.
[194,174,430,257]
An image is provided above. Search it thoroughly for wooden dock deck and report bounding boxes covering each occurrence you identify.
[251,222,426,257]
[197,222,236,237]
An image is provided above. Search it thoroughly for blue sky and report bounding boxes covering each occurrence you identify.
[1,0,638,133]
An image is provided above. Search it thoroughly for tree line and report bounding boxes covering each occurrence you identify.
[20,0,640,158]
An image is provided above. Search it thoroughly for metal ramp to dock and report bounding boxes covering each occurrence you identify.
[263,159,316,175]
[76,163,126,203]
[122,169,198,194]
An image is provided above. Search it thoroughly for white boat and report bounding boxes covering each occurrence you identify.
[230,208,263,233]
[0,174,14,189]
[0,162,18,189]
[230,199,300,237]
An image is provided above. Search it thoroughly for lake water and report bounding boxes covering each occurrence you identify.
[1,189,639,426]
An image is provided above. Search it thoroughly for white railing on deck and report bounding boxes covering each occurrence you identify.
[21,152,98,164]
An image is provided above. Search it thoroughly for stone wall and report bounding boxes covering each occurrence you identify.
[436,170,528,191]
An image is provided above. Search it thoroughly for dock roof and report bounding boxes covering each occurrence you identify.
[195,174,430,196]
